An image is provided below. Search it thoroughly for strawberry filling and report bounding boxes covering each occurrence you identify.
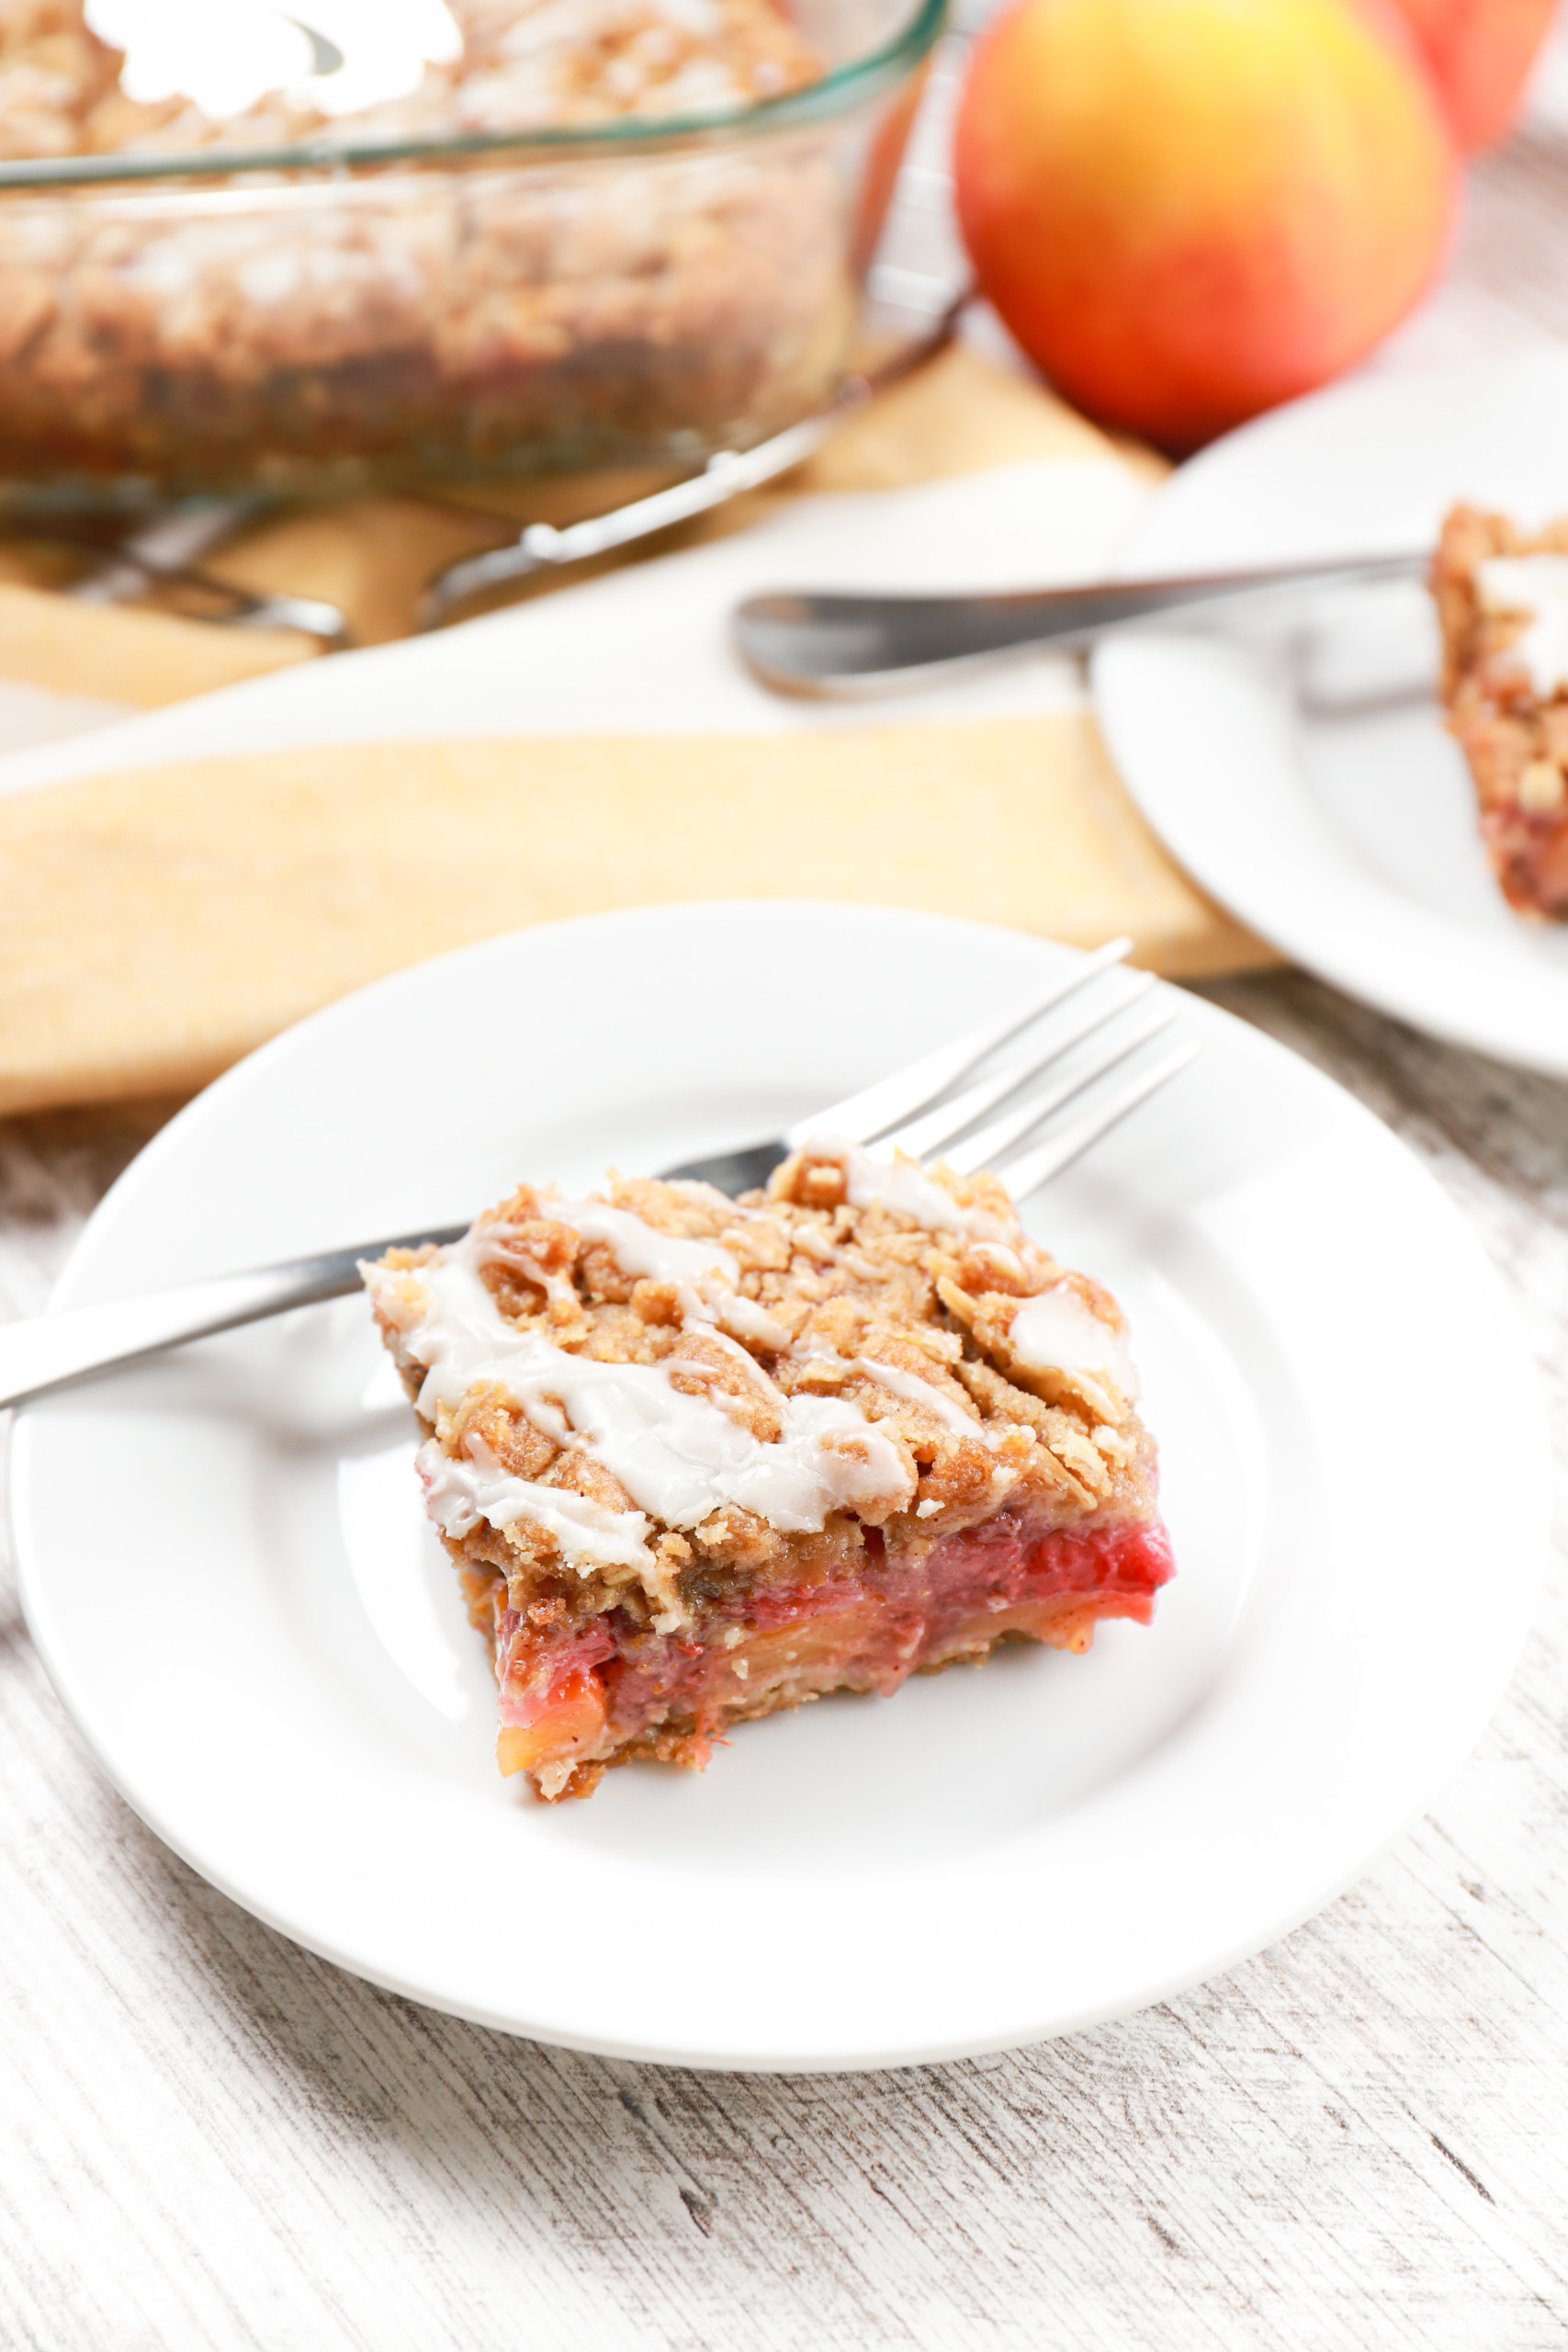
[491,1508,1174,1778]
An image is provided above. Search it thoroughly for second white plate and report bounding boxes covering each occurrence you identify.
[1095,348,1568,1073]
[9,903,1549,2068]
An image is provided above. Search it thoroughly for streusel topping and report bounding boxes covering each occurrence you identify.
[364,1142,1153,1631]
[0,0,819,157]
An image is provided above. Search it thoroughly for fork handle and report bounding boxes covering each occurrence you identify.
[734,550,1427,689]
[0,1225,464,1411]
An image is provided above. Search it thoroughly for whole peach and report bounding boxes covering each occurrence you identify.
[954,0,1459,451]
[1382,0,1556,148]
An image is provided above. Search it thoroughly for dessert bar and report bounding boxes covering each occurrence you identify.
[1432,501,1568,918]
[365,1139,1175,1800]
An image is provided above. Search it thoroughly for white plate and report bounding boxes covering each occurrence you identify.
[1094,349,1568,1074]
[9,903,1548,2071]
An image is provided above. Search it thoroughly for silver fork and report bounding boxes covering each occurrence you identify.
[733,550,1426,694]
[0,941,1195,1410]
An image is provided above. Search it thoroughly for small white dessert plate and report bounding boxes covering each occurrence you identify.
[1094,347,1568,1075]
[9,902,1548,2071]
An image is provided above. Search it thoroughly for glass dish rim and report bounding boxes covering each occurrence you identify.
[0,0,947,192]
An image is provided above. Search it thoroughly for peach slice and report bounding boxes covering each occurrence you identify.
[495,1667,606,1779]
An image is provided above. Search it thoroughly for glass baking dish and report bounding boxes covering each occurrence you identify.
[0,0,944,506]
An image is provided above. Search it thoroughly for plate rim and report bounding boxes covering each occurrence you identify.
[9,899,1552,2069]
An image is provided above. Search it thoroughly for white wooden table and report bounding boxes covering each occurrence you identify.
[6,44,1568,2352]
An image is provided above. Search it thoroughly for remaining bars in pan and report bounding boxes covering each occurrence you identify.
[364,1139,1175,1801]
[1432,502,1568,917]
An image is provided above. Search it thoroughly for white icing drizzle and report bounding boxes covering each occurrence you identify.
[557,1198,731,1291]
[365,1238,914,1547]
[1476,554,1568,696]
[548,1186,1000,1445]
[553,1198,794,1348]
[86,0,463,122]
[1008,1284,1138,1407]
[974,1242,1023,1279]
[417,1437,653,1571]
[798,1134,1003,1238]
[667,1326,792,1428]
[472,1223,577,1315]
[852,1355,995,1442]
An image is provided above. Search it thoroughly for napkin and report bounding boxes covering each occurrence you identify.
[0,345,1272,1118]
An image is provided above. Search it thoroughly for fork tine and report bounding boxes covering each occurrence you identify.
[784,936,1133,1150]
[881,1058,1042,1165]
[996,1042,1201,1201]
[883,972,1157,1161]
[941,1003,1179,1174]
